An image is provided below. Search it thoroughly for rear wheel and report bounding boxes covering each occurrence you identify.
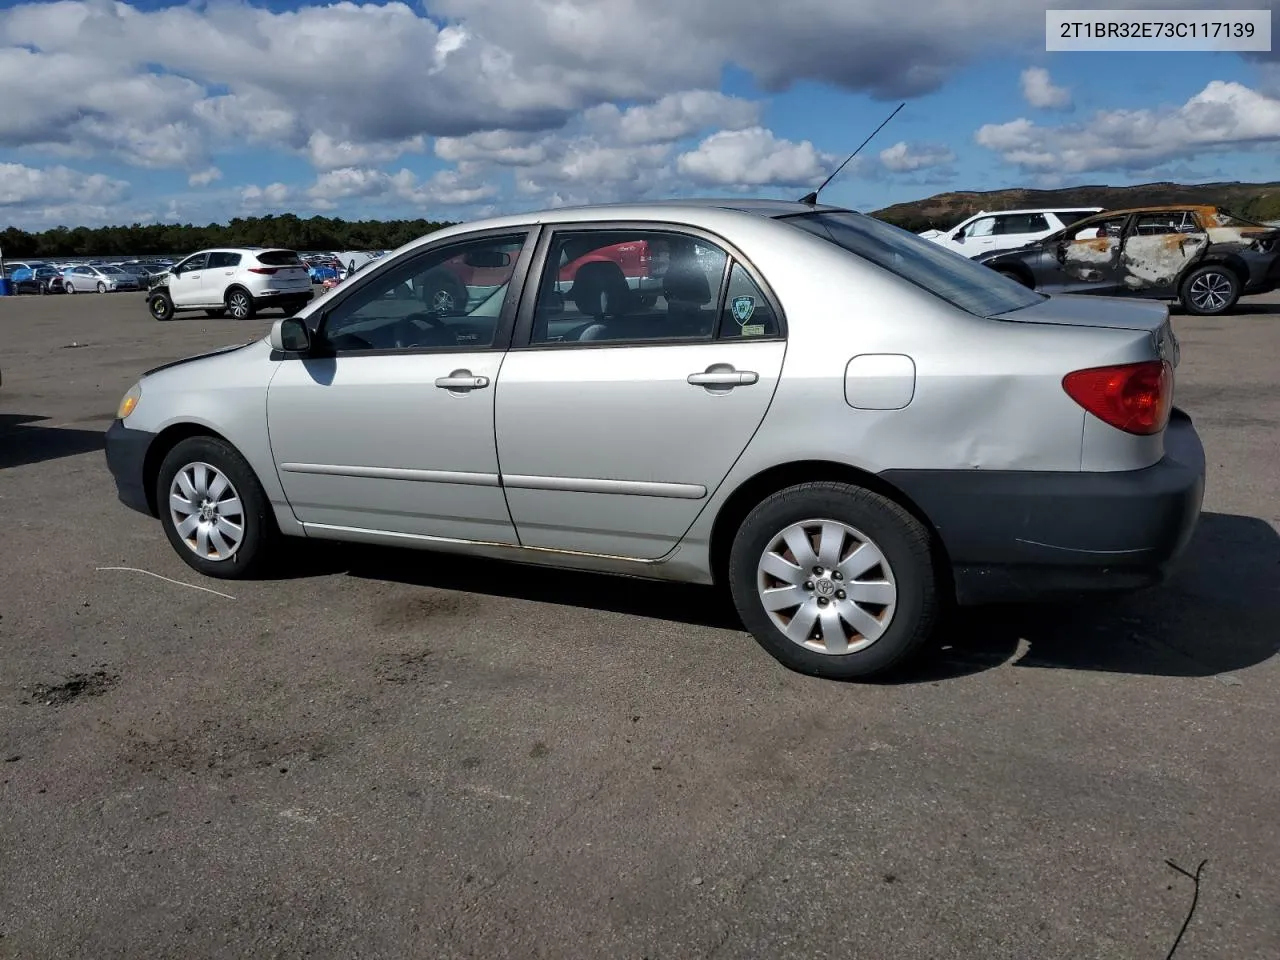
[226,288,256,320]
[156,436,279,579]
[1180,265,1240,316]
[728,482,938,680]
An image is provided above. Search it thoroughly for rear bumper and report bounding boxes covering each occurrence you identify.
[104,419,157,516]
[881,408,1206,604]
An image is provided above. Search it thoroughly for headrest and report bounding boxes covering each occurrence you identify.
[571,259,632,317]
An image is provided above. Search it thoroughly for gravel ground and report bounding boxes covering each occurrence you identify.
[2,288,1278,959]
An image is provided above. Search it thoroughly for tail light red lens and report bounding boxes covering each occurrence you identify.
[1063,360,1173,435]
[248,266,279,275]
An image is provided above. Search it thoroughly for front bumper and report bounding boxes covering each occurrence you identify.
[104,419,157,516]
[881,408,1206,604]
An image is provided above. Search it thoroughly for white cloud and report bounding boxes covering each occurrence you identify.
[188,166,222,187]
[1020,67,1072,110]
[306,165,499,208]
[0,162,127,206]
[241,182,293,210]
[878,141,956,172]
[977,80,1280,174]
[587,90,761,145]
[676,128,834,187]
[305,131,427,170]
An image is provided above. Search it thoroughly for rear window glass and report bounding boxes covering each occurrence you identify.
[1055,211,1095,227]
[787,211,1045,317]
[256,250,303,266]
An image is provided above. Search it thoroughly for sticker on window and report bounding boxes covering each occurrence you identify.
[741,324,765,337]
[731,295,756,325]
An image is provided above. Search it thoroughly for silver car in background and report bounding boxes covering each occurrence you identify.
[105,200,1205,680]
[62,263,141,294]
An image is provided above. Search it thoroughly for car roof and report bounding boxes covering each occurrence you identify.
[1086,203,1219,218]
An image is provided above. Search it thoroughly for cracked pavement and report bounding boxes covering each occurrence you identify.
[2,291,1279,958]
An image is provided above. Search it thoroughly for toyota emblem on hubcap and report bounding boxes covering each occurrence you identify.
[815,578,836,597]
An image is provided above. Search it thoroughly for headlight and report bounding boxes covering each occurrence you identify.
[117,382,142,420]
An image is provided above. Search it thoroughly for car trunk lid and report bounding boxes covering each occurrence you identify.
[993,293,1180,367]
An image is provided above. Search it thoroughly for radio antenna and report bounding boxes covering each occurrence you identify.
[800,101,905,206]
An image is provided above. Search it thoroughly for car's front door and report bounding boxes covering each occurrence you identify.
[265,229,533,541]
[1119,211,1210,296]
[169,253,208,306]
[493,225,786,560]
[941,215,997,255]
[1049,214,1131,295]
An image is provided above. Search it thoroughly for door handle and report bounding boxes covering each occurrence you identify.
[688,369,759,387]
[435,373,490,391]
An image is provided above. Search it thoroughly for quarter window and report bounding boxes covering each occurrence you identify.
[717,263,778,339]
[530,230,728,345]
[319,234,525,353]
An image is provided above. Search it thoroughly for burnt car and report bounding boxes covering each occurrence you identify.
[974,205,1280,316]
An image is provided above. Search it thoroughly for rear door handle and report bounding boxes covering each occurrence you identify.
[435,374,490,391]
[688,369,759,387]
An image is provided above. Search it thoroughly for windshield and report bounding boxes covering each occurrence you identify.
[784,210,1045,316]
[101,266,126,275]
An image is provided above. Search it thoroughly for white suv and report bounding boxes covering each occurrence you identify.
[919,208,1102,258]
[147,248,314,321]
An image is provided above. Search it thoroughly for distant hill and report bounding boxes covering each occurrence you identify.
[870,181,1280,233]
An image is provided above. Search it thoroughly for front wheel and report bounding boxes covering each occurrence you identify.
[97,281,107,294]
[156,436,279,579]
[226,288,256,320]
[1180,265,1240,316]
[997,268,1031,288]
[149,292,175,321]
[65,282,75,294]
[728,482,938,680]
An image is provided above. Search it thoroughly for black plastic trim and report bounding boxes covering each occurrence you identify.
[881,409,1206,604]
[104,419,156,516]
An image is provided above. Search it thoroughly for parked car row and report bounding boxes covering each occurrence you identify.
[3,258,173,295]
[921,204,1280,315]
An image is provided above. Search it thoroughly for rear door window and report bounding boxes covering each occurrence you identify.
[207,252,242,268]
[996,213,1049,234]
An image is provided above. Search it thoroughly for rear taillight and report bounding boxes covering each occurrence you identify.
[1063,360,1173,436]
[248,266,279,275]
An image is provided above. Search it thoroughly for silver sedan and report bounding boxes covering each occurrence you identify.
[105,199,1205,680]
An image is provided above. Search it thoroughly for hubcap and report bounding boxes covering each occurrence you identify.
[757,519,898,656]
[1190,272,1232,311]
[431,289,456,313]
[168,462,245,561]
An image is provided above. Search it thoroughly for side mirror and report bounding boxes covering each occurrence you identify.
[270,317,312,354]
[952,231,966,242]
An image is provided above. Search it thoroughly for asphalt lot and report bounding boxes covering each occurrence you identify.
[2,287,1279,959]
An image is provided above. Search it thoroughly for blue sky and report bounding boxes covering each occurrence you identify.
[0,0,1277,229]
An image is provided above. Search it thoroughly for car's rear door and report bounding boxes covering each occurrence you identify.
[493,223,786,560]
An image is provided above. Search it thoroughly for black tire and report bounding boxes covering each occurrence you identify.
[728,482,938,681]
[205,308,227,318]
[226,287,256,320]
[1179,264,1240,316]
[97,281,108,294]
[149,292,175,321]
[420,268,468,315]
[997,268,1031,288]
[156,436,279,580]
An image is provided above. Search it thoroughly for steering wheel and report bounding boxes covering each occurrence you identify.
[389,311,446,349]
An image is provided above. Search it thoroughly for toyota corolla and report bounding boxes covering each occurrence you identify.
[104,199,1205,680]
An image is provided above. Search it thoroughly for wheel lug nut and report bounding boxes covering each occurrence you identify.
[832,571,843,580]
[813,566,823,576]
[836,590,846,600]
[817,597,829,606]
[803,581,814,591]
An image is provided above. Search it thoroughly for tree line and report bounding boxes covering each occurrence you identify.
[0,213,458,258]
